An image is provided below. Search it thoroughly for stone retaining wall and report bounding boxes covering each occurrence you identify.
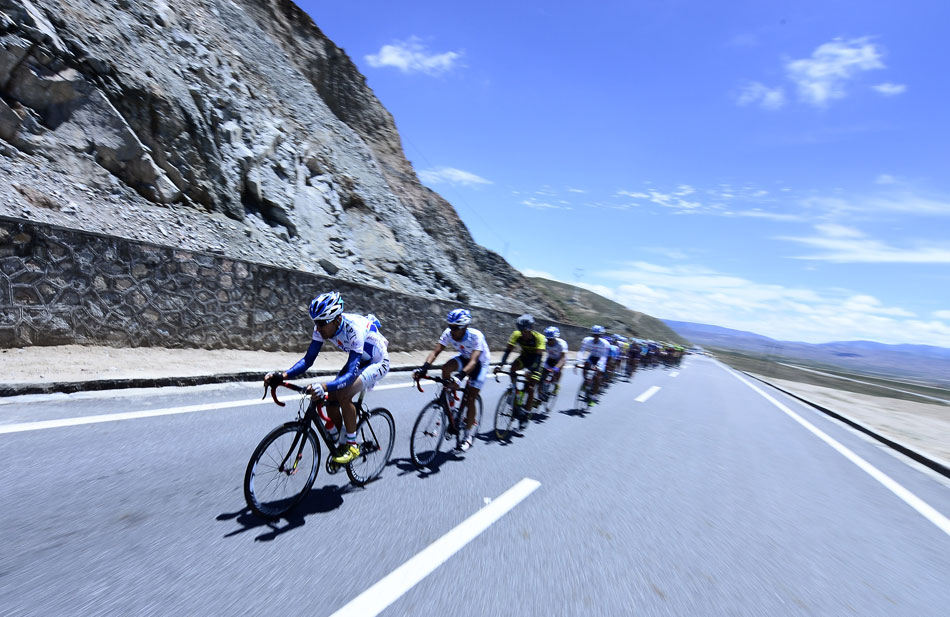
[0,217,592,353]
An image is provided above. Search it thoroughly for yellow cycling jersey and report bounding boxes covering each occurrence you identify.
[507,330,546,354]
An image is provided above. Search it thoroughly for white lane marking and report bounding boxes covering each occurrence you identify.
[0,382,416,435]
[723,365,950,537]
[669,371,680,378]
[328,477,541,617]
[635,386,661,403]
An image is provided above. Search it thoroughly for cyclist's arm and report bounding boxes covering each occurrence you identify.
[285,339,323,378]
[422,343,445,366]
[326,350,363,392]
[499,342,515,366]
[556,343,568,370]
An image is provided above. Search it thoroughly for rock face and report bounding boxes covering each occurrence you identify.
[0,0,560,317]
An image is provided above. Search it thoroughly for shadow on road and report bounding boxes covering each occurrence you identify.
[560,406,592,418]
[217,483,354,541]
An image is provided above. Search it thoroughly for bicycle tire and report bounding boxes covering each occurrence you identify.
[544,381,559,414]
[346,408,395,486]
[410,400,446,468]
[244,422,320,519]
[493,387,516,441]
[575,380,588,410]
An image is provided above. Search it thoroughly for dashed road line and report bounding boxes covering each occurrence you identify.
[635,386,661,403]
[669,371,680,378]
[327,477,541,617]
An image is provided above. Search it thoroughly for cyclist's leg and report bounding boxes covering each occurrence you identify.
[524,354,541,409]
[334,376,364,434]
[441,356,462,379]
[465,363,488,429]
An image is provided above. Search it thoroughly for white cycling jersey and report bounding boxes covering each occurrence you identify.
[577,336,610,363]
[312,313,388,364]
[545,337,569,362]
[609,344,620,359]
[438,327,491,367]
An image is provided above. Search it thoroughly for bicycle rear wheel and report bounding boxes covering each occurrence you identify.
[346,408,395,486]
[493,387,516,441]
[410,400,446,468]
[244,422,320,519]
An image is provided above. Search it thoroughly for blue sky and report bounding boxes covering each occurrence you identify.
[299,0,950,346]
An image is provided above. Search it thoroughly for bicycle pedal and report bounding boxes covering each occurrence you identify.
[325,455,342,475]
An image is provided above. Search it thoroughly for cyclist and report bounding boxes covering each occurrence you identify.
[607,336,621,382]
[495,314,546,427]
[264,291,390,465]
[575,325,609,404]
[414,308,491,451]
[539,325,569,399]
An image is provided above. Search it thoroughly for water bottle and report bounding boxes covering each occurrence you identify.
[516,390,525,407]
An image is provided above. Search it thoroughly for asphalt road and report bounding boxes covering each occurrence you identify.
[1,356,949,616]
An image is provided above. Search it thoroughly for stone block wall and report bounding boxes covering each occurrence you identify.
[0,217,592,353]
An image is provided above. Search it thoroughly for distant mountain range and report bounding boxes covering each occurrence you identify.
[664,320,950,385]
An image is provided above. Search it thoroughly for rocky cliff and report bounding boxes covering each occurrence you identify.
[0,0,560,316]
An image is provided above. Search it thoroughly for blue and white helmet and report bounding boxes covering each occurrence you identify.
[309,291,344,322]
[543,326,560,339]
[591,325,605,335]
[446,308,472,326]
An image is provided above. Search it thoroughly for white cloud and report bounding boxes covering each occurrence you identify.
[875,174,897,185]
[520,197,570,210]
[873,82,907,96]
[785,37,885,106]
[566,187,586,194]
[934,310,950,321]
[781,225,950,263]
[592,262,948,345]
[418,167,491,186]
[737,81,786,109]
[617,190,650,199]
[365,37,462,75]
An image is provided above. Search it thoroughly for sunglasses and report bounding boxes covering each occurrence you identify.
[313,318,334,327]
[448,324,465,331]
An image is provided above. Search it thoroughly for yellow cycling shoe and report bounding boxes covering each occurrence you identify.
[331,443,360,465]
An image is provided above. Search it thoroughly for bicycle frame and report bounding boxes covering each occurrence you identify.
[415,375,476,431]
[266,382,379,465]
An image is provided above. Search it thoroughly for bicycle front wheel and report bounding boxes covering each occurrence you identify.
[410,400,446,468]
[575,381,587,410]
[244,422,320,519]
[493,387,516,441]
[346,408,396,486]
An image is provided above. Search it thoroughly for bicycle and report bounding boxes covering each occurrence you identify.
[493,369,532,440]
[244,381,395,519]
[410,375,484,467]
[574,362,599,410]
[536,366,561,413]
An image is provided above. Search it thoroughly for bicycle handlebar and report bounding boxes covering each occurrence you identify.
[262,381,305,407]
[413,374,461,401]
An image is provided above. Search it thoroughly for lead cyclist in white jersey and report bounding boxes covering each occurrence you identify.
[265,291,390,465]
[575,325,610,403]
